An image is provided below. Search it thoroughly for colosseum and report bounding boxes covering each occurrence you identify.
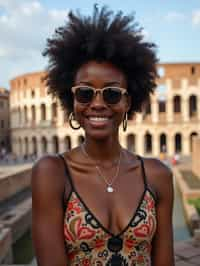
[9,63,200,158]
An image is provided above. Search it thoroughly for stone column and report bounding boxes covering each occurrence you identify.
[182,97,189,122]
[59,138,66,153]
[29,138,33,155]
[119,133,127,149]
[183,133,190,156]
[37,138,43,157]
[153,134,159,157]
[166,98,173,123]
[167,135,174,157]
[57,105,64,126]
[46,104,52,124]
[27,106,31,126]
[36,104,41,124]
[21,107,25,127]
[137,132,144,156]
[70,133,79,149]
[135,113,143,124]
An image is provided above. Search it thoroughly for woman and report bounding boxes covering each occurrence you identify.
[32,6,174,266]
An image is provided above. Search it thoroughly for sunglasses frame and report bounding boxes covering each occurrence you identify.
[71,85,128,104]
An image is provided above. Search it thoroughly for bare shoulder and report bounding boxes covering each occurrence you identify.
[31,154,65,194]
[143,157,172,179]
[142,157,173,200]
[32,154,63,178]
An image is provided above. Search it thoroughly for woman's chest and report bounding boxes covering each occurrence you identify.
[63,189,157,252]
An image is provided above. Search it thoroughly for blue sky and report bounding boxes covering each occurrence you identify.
[0,0,200,88]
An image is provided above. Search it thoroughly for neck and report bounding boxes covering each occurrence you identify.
[83,136,122,163]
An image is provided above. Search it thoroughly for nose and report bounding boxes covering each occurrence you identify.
[90,90,107,109]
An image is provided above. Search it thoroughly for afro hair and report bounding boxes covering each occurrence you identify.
[43,5,158,118]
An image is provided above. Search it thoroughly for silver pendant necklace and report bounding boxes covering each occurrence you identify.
[81,144,122,193]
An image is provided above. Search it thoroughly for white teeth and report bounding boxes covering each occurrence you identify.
[89,117,109,121]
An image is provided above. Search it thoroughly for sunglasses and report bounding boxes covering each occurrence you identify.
[72,86,128,105]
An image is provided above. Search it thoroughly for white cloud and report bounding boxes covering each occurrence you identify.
[192,10,200,26]
[20,1,43,16]
[165,11,186,22]
[0,0,69,88]
[141,29,150,40]
[0,47,8,57]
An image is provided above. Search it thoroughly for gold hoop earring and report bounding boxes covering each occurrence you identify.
[123,112,128,132]
[69,112,81,130]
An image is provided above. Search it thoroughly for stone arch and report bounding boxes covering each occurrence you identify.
[18,107,21,125]
[191,66,195,75]
[173,95,181,113]
[189,95,197,118]
[127,134,136,152]
[31,105,36,122]
[64,136,71,150]
[32,136,37,156]
[78,135,85,145]
[52,136,59,153]
[160,133,167,153]
[24,137,29,156]
[41,103,46,121]
[0,140,5,150]
[190,132,198,152]
[41,136,48,154]
[144,132,152,154]
[52,102,57,119]
[24,105,28,123]
[19,137,22,155]
[175,133,182,153]
[31,89,35,98]
[158,100,166,113]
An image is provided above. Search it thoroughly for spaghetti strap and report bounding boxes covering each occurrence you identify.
[137,155,148,189]
[58,154,74,189]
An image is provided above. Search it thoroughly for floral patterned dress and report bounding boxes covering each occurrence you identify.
[59,155,157,266]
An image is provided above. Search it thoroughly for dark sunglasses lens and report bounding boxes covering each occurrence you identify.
[75,87,93,103]
[103,88,122,104]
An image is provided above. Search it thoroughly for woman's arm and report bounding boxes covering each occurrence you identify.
[32,155,68,266]
[149,160,175,266]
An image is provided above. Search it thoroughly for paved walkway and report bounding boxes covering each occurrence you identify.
[0,163,32,179]
[175,239,200,265]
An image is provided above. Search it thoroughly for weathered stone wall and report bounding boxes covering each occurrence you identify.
[0,226,13,264]
[192,136,200,179]
[0,87,10,152]
[0,168,32,264]
[0,169,31,202]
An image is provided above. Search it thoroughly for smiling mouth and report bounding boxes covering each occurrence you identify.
[88,117,109,122]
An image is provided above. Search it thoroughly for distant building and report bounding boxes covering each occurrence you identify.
[0,87,10,154]
[9,63,200,158]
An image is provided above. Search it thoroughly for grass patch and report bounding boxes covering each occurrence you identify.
[188,198,200,215]
[181,170,200,189]
[13,229,34,264]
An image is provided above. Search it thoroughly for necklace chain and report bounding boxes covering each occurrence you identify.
[81,144,122,192]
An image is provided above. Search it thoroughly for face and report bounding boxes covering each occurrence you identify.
[73,61,130,140]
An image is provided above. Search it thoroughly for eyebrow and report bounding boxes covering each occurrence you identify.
[77,81,121,86]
